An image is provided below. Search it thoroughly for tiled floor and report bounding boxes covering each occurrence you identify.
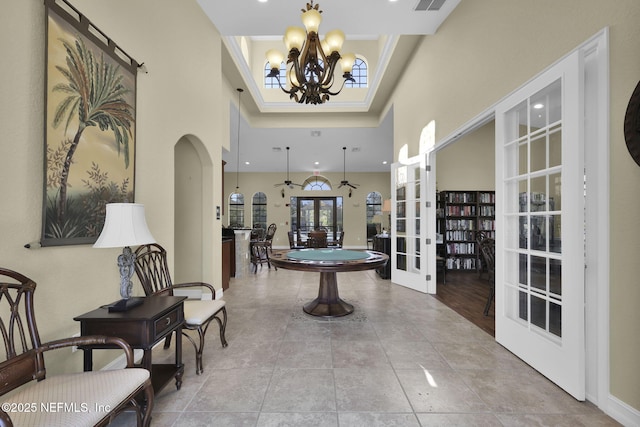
[112,267,619,426]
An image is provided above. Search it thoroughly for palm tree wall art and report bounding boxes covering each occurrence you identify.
[43,0,138,246]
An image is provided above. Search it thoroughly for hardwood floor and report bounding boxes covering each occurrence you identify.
[433,270,495,336]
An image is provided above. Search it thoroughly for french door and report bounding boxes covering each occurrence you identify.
[390,153,436,293]
[495,51,585,400]
[292,197,342,241]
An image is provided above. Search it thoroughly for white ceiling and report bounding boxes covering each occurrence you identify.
[196,0,461,173]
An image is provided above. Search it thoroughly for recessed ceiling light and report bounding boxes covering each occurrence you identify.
[382,161,388,165]
[258,0,268,3]
[245,161,250,165]
[314,161,319,165]
[533,103,544,109]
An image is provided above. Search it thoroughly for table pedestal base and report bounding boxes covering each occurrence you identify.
[303,272,354,318]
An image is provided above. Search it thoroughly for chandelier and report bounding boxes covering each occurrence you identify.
[265,1,355,105]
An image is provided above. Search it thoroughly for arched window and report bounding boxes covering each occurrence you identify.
[302,176,332,191]
[345,57,367,88]
[252,192,267,229]
[229,193,245,228]
[264,61,286,89]
[366,191,383,242]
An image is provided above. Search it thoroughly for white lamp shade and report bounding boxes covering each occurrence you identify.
[266,49,285,69]
[284,26,306,51]
[301,8,321,33]
[340,53,356,73]
[324,29,345,53]
[93,203,156,248]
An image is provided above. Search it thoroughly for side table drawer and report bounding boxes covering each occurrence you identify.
[153,307,181,340]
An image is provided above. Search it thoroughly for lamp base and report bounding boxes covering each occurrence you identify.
[107,297,145,313]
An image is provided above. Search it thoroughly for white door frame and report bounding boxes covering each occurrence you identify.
[429,29,609,409]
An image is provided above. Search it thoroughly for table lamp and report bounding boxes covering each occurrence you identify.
[93,203,156,312]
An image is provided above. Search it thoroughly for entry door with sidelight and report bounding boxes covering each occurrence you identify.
[495,51,585,400]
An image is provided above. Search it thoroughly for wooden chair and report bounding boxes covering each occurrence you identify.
[328,230,344,248]
[288,231,305,249]
[0,267,154,427]
[263,223,277,253]
[307,230,328,248]
[134,243,228,375]
[477,237,495,316]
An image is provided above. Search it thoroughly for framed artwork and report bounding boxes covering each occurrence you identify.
[42,0,139,246]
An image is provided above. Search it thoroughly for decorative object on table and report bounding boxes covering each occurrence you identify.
[274,147,303,188]
[265,0,355,104]
[0,267,154,426]
[42,0,140,247]
[624,79,640,167]
[338,146,360,189]
[93,203,156,312]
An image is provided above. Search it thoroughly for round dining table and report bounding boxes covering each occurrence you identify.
[269,248,389,318]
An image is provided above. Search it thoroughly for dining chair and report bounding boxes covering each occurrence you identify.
[263,223,277,253]
[288,231,305,249]
[307,230,328,248]
[328,230,344,248]
[134,243,228,374]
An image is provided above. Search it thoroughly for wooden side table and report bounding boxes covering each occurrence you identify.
[74,296,186,393]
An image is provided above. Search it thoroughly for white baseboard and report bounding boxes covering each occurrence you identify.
[605,393,640,427]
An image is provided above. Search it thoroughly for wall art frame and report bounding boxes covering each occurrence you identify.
[42,0,139,246]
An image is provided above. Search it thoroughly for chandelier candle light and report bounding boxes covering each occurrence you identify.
[93,203,156,312]
[266,1,356,105]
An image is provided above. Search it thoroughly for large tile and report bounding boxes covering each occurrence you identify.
[496,413,622,426]
[332,340,391,368]
[457,369,595,414]
[257,412,339,427]
[334,368,413,412]
[276,341,333,368]
[283,321,332,342]
[338,412,421,427]
[208,340,281,369]
[381,340,450,370]
[261,369,336,412]
[330,322,379,341]
[371,321,427,342]
[395,368,489,413]
[175,412,259,427]
[186,368,272,412]
[416,413,502,426]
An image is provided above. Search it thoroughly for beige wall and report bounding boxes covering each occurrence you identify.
[223,172,391,248]
[388,0,640,413]
[0,0,227,372]
[436,121,495,191]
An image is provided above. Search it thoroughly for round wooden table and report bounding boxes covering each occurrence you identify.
[269,249,389,318]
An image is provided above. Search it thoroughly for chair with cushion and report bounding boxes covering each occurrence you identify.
[0,267,154,427]
[134,243,228,375]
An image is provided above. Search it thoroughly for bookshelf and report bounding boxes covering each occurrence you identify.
[440,191,495,271]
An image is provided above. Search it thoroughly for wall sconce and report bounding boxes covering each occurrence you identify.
[348,188,352,198]
[281,188,285,198]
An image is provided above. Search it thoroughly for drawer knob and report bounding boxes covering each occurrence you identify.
[165,317,171,326]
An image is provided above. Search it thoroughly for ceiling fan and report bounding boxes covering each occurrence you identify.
[338,146,360,189]
[274,146,303,189]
